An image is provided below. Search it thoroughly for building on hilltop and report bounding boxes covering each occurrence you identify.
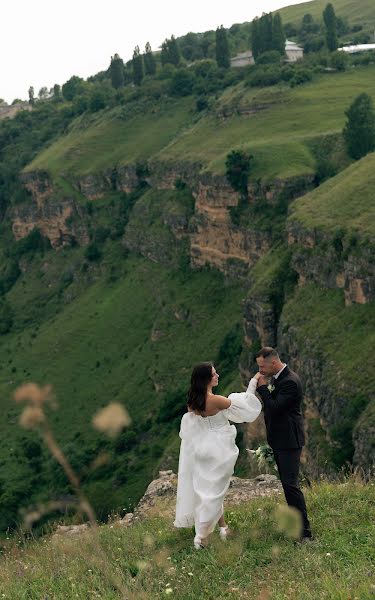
[284,40,304,62]
[230,40,303,68]
[338,43,375,54]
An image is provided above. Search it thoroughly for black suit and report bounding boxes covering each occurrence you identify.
[257,366,311,539]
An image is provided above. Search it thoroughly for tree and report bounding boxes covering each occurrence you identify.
[323,3,338,51]
[110,53,125,89]
[251,18,262,60]
[28,86,35,105]
[132,46,144,86]
[272,13,286,55]
[259,13,273,54]
[168,35,181,66]
[215,25,230,69]
[225,149,253,201]
[38,87,49,100]
[52,84,61,100]
[160,36,180,67]
[343,93,375,160]
[144,42,157,76]
[62,76,85,101]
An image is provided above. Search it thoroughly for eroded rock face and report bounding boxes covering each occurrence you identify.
[14,171,88,248]
[287,221,375,305]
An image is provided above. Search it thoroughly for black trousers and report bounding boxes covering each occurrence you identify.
[273,448,312,539]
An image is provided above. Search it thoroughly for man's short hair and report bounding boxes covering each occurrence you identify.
[255,347,280,360]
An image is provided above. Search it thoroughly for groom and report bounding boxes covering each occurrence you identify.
[255,347,312,542]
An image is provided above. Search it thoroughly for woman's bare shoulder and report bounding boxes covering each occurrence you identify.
[207,393,231,410]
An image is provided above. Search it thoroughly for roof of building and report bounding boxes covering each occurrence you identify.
[285,40,303,51]
[338,43,375,53]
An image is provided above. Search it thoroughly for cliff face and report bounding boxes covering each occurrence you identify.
[13,172,89,248]
[287,220,374,305]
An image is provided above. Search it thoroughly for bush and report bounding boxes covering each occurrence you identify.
[330,51,349,72]
[169,69,194,96]
[0,300,13,334]
[289,68,314,87]
[256,50,282,65]
[84,242,102,262]
[246,65,283,87]
[196,96,209,112]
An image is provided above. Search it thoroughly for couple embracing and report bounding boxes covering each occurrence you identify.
[174,347,312,548]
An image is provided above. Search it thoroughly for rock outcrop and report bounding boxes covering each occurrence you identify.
[287,221,375,305]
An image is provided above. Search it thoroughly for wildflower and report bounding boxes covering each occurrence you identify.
[92,403,131,437]
[326,552,331,556]
[165,590,173,595]
[188,572,193,576]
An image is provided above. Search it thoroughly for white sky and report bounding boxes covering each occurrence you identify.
[0,0,309,103]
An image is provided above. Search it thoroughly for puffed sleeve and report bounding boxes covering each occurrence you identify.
[222,378,262,423]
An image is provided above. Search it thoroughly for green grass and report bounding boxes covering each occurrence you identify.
[0,242,245,524]
[288,152,375,236]
[0,480,373,599]
[25,98,194,177]
[279,0,375,34]
[24,65,375,182]
[158,66,375,177]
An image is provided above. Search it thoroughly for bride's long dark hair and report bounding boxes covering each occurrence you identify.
[187,362,213,413]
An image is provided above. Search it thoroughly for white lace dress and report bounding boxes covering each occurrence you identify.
[174,378,261,538]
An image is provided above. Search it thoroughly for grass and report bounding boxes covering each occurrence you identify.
[0,240,245,525]
[25,98,194,177]
[288,151,375,236]
[23,65,375,181]
[0,480,373,599]
[279,0,375,35]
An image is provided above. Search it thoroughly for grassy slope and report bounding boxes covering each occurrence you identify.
[159,66,375,176]
[25,98,194,176]
[279,0,375,33]
[0,481,373,599]
[0,242,245,517]
[24,66,375,181]
[288,151,375,236]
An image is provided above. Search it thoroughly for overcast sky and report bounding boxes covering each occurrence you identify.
[1,0,309,103]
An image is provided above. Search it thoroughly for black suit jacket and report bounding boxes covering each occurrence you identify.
[256,366,305,450]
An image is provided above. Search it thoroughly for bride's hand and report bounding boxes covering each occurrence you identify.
[254,372,263,381]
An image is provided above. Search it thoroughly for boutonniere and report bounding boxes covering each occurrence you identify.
[267,383,275,392]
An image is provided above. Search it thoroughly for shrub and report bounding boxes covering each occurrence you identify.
[169,69,194,97]
[246,65,283,87]
[289,68,314,87]
[329,51,349,71]
[84,242,102,262]
[196,96,209,112]
[256,50,282,64]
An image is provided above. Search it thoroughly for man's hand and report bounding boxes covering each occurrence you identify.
[256,374,268,387]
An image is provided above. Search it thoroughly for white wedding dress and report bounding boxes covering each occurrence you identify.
[174,378,261,539]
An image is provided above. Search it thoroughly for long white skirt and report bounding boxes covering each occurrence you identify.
[174,378,261,538]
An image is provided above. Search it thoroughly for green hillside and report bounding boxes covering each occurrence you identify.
[25,66,375,181]
[0,0,374,535]
[288,151,375,236]
[279,0,375,33]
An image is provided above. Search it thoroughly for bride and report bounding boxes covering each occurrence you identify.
[174,362,261,549]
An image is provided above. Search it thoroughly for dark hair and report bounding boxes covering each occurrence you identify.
[255,347,279,359]
[187,362,213,413]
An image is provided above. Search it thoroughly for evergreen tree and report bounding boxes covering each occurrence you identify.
[160,36,180,67]
[323,3,338,51]
[168,35,181,66]
[272,13,286,55]
[215,25,230,69]
[251,18,262,60]
[28,86,35,105]
[144,42,156,76]
[132,46,144,86]
[225,150,252,201]
[259,13,273,54]
[53,84,61,100]
[343,93,375,160]
[110,53,125,89]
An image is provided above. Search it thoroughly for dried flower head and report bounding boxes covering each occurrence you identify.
[274,504,302,539]
[92,402,131,438]
[19,406,45,430]
[14,383,53,407]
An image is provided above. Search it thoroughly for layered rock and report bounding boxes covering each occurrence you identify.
[287,221,375,305]
[13,171,88,248]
